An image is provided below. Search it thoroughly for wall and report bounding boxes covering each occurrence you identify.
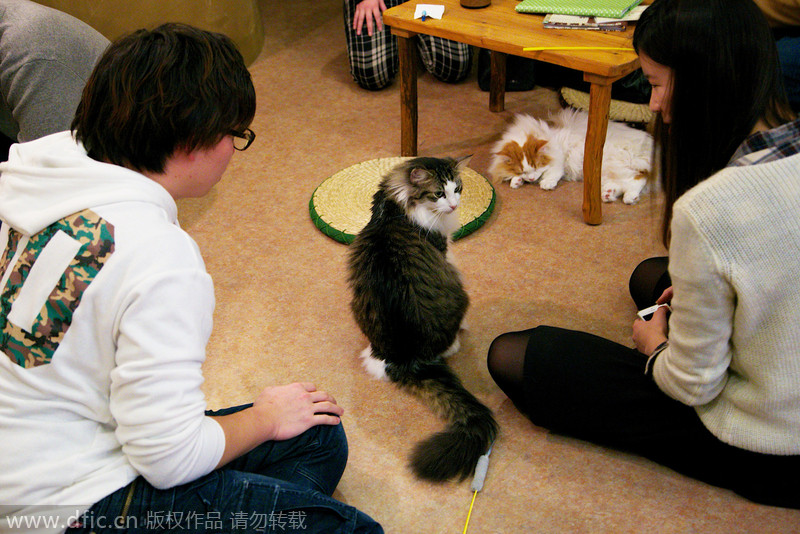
[33,0,265,66]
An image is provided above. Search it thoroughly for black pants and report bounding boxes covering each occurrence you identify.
[488,257,800,509]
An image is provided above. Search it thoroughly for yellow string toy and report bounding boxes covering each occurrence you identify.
[522,46,635,52]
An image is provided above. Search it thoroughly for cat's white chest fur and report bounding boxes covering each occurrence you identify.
[409,205,459,234]
[409,180,462,235]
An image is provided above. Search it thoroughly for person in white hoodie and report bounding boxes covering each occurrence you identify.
[0,23,382,534]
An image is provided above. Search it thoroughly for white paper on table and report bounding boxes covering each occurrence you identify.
[414,4,445,19]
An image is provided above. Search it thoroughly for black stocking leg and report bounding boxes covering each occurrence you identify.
[629,256,670,310]
[487,330,534,409]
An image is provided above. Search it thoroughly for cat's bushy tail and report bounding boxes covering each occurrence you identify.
[387,359,498,482]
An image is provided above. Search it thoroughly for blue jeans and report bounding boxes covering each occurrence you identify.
[68,405,383,533]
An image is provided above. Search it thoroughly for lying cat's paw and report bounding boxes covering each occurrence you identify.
[622,191,641,204]
[602,188,620,202]
[539,176,560,190]
[509,176,524,189]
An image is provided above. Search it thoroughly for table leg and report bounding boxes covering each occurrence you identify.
[398,34,418,156]
[582,75,614,225]
[489,51,506,112]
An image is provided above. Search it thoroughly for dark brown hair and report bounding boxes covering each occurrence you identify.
[633,0,795,246]
[72,23,256,174]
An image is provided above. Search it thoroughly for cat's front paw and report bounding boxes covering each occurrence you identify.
[602,188,620,203]
[509,176,524,189]
[441,335,460,358]
[359,345,388,380]
[622,191,641,204]
[538,168,564,190]
[538,175,561,190]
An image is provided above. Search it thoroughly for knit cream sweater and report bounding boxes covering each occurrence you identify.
[654,152,800,455]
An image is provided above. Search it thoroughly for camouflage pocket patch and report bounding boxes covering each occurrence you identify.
[0,210,115,368]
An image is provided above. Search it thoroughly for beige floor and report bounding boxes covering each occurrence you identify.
[177,0,800,531]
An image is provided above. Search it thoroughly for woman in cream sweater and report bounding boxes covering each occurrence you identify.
[487,0,800,509]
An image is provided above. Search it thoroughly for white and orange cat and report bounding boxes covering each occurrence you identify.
[489,108,654,204]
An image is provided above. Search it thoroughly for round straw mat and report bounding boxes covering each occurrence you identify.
[310,157,495,245]
[561,86,654,124]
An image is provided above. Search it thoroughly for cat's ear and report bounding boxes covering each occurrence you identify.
[454,154,473,168]
[523,136,548,155]
[409,168,430,184]
[496,141,523,163]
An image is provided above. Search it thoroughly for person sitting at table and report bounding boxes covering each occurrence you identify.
[344,0,472,90]
[486,0,800,509]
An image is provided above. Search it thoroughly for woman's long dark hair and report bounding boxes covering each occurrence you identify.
[633,0,795,246]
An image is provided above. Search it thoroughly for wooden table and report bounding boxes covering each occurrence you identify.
[383,0,644,224]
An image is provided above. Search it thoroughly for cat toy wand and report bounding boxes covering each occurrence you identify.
[522,46,634,52]
[462,446,492,534]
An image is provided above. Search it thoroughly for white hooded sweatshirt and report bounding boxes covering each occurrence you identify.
[0,132,224,532]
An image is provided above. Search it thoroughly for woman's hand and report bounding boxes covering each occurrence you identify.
[656,286,673,305]
[353,0,388,36]
[631,285,672,355]
[632,305,669,355]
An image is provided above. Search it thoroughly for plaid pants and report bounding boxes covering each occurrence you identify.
[344,0,473,90]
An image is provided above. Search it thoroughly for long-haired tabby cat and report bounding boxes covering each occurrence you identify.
[489,107,654,204]
[347,156,498,482]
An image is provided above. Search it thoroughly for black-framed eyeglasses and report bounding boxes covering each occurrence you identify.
[229,128,256,151]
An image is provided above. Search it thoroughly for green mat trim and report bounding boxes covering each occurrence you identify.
[309,194,358,244]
